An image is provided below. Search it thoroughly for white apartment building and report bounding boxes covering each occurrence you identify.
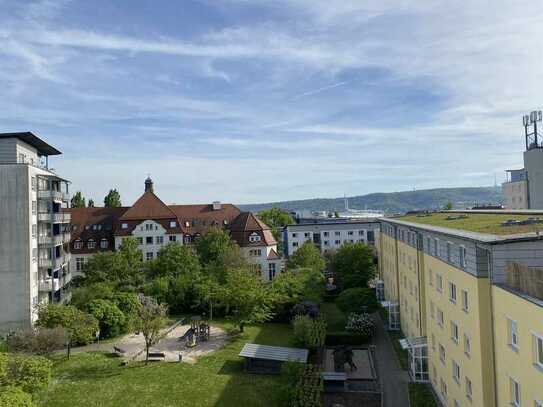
[0,132,71,332]
[283,220,380,257]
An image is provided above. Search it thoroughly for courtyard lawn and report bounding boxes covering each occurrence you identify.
[38,322,292,407]
[408,383,437,407]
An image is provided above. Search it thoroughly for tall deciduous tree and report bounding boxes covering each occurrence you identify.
[136,294,167,364]
[287,241,325,273]
[146,243,201,279]
[104,189,122,207]
[70,191,86,208]
[329,242,376,289]
[87,199,95,207]
[196,228,247,281]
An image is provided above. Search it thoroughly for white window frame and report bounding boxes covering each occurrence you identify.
[462,289,469,312]
[452,360,460,384]
[437,274,443,293]
[508,318,520,350]
[121,223,128,229]
[449,282,457,304]
[533,332,543,369]
[437,309,444,328]
[464,333,471,358]
[459,245,467,268]
[465,377,473,401]
[451,321,459,344]
[509,376,521,407]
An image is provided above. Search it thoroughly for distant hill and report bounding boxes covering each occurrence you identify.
[238,186,503,214]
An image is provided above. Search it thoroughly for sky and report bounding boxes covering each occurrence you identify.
[1,0,542,206]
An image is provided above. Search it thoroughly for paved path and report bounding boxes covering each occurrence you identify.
[372,313,410,407]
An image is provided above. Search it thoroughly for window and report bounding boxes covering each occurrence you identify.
[169,235,177,242]
[323,231,329,237]
[249,232,261,243]
[100,239,108,249]
[459,246,467,268]
[156,236,164,245]
[268,263,276,281]
[451,321,459,343]
[460,290,469,312]
[335,231,340,236]
[454,400,460,407]
[146,252,153,261]
[335,240,341,245]
[305,232,311,238]
[436,274,443,293]
[508,318,519,350]
[439,344,446,364]
[510,377,521,407]
[87,239,96,249]
[324,240,329,246]
[431,334,436,351]
[429,269,434,286]
[32,248,37,262]
[434,238,439,256]
[292,242,298,247]
[32,224,37,239]
[31,176,37,191]
[466,377,473,400]
[534,334,543,368]
[184,235,192,244]
[32,201,37,214]
[76,257,84,272]
[145,224,153,231]
[358,230,364,236]
[146,236,153,245]
[452,360,460,384]
[440,378,448,399]
[449,282,457,303]
[437,309,444,327]
[348,231,354,236]
[292,233,297,238]
[170,221,177,228]
[74,240,82,250]
[121,223,128,229]
[464,333,471,357]
[136,237,143,245]
[446,241,452,262]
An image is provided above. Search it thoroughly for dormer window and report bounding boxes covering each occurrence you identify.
[249,232,261,243]
[100,239,108,249]
[74,240,82,250]
[121,223,128,229]
[184,235,192,244]
[87,239,96,249]
[185,221,190,227]
[170,221,177,228]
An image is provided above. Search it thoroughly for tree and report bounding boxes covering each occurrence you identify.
[36,303,99,345]
[87,199,95,207]
[86,299,127,338]
[219,268,273,332]
[196,228,247,281]
[287,241,325,273]
[330,242,376,289]
[146,243,201,279]
[443,201,453,210]
[104,189,122,207]
[136,294,167,364]
[258,207,294,245]
[70,191,86,208]
[336,287,379,314]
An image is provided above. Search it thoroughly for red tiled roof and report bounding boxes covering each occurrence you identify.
[267,248,281,260]
[120,191,178,221]
[169,204,241,235]
[228,212,277,247]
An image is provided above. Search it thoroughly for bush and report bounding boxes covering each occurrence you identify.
[5,354,52,394]
[6,328,67,355]
[292,315,327,350]
[36,303,99,345]
[291,301,320,319]
[345,313,375,338]
[87,299,127,338]
[335,287,379,314]
[0,386,35,407]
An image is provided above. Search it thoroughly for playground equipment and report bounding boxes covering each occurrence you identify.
[185,315,210,348]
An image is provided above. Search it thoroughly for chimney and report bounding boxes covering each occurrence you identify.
[212,201,221,210]
[145,176,154,193]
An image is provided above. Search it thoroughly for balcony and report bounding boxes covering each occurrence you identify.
[38,278,60,292]
[37,212,71,223]
[38,258,52,268]
[38,190,68,202]
[38,233,71,246]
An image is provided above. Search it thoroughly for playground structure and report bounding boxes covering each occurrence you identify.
[185,315,210,348]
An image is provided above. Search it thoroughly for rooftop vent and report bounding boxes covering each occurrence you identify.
[213,201,221,210]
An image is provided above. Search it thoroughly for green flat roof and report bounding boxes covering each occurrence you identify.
[395,212,543,236]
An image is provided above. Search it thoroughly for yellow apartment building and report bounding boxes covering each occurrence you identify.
[378,211,543,407]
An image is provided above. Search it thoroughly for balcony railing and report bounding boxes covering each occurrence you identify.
[37,190,68,202]
[38,278,60,292]
[38,233,71,246]
[38,258,52,268]
[37,212,71,223]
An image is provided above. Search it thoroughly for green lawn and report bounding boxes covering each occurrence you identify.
[38,322,292,407]
[408,383,437,407]
[399,212,543,235]
[320,302,346,332]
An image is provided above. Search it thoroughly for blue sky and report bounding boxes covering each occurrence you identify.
[1,1,542,205]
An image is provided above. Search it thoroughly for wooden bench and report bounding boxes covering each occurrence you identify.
[147,351,166,362]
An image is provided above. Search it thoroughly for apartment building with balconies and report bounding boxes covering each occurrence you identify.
[0,132,71,332]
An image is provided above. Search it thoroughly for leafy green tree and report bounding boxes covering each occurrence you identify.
[87,199,95,207]
[258,208,294,250]
[146,243,201,279]
[196,228,247,281]
[330,242,376,289]
[36,303,99,345]
[219,268,273,332]
[0,386,35,407]
[336,287,379,314]
[70,191,86,208]
[287,241,325,273]
[70,282,116,310]
[104,188,122,207]
[86,299,127,338]
[136,295,167,364]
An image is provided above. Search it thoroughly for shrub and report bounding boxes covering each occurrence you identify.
[6,328,67,355]
[345,313,375,338]
[6,355,52,394]
[335,287,379,314]
[0,386,35,407]
[292,315,327,350]
[86,299,127,339]
[291,301,320,319]
[36,303,98,345]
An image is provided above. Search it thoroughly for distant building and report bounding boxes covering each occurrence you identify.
[0,132,71,332]
[503,110,543,209]
[68,178,283,282]
[283,220,380,257]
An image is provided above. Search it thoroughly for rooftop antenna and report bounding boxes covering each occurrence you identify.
[524,110,543,150]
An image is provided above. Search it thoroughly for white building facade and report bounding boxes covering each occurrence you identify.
[0,133,71,332]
